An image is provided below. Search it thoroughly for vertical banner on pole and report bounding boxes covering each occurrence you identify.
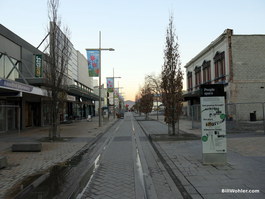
[200,84,227,165]
[107,77,114,92]
[86,50,100,77]
[114,88,119,98]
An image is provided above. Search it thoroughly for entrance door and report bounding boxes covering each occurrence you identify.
[25,102,41,127]
[0,105,6,133]
[7,107,16,130]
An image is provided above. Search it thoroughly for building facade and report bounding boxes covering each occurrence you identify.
[0,24,98,133]
[184,29,265,120]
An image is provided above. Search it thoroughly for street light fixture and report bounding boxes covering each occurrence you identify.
[86,31,115,127]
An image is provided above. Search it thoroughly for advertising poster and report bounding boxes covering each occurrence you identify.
[201,96,227,154]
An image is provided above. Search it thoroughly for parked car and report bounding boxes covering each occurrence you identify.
[116,110,125,119]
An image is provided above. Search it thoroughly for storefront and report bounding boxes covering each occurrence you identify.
[0,78,46,133]
[1,24,99,132]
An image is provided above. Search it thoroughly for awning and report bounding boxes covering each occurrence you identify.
[67,85,101,101]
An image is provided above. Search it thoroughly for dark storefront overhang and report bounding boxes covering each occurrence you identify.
[0,87,21,97]
[16,78,46,86]
[183,89,201,101]
[67,85,101,101]
[183,83,227,102]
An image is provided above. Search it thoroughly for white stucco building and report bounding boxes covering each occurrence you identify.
[184,29,265,120]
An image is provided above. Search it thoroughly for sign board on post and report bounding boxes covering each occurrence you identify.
[200,84,227,165]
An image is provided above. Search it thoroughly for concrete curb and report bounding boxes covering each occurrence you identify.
[136,119,193,199]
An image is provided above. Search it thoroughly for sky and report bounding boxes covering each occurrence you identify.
[1,0,265,101]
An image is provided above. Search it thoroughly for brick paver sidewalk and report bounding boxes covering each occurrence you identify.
[140,116,265,198]
[0,117,116,199]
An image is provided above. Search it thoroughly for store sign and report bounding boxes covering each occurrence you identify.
[35,54,43,77]
[67,95,76,102]
[201,97,226,153]
[201,84,225,97]
[0,78,33,92]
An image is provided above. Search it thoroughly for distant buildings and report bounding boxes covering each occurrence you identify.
[184,29,265,120]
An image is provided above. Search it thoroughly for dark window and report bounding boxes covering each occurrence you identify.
[214,51,226,82]
[202,60,211,84]
[187,71,193,91]
[194,66,201,88]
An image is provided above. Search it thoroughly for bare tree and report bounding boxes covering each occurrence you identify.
[44,0,72,140]
[139,84,154,120]
[161,15,183,135]
[145,74,162,120]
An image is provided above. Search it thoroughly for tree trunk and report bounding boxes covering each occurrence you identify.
[49,101,60,140]
[157,100,159,121]
[172,122,175,135]
[178,119,180,135]
[168,124,172,135]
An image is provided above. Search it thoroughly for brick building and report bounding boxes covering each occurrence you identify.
[184,29,265,120]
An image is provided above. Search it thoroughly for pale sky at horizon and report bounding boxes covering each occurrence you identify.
[1,0,265,101]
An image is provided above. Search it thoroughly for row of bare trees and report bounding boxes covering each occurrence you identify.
[134,15,183,135]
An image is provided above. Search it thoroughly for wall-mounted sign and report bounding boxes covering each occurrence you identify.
[35,54,43,77]
[200,84,225,97]
[0,78,33,92]
[66,95,76,102]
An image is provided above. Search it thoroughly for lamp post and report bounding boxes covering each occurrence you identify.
[108,68,121,118]
[86,31,114,127]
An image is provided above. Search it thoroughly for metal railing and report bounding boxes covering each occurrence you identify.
[187,102,265,134]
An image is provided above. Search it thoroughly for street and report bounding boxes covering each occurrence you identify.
[77,112,183,199]
[1,112,265,198]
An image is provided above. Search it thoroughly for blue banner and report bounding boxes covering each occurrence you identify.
[86,50,100,77]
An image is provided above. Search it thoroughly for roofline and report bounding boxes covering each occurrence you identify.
[0,24,43,55]
[184,29,233,68]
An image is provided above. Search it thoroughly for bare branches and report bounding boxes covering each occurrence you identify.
[45,0,72,139]
[48,0,60,26]
[133,76,156,119]
[145,74,162,97]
